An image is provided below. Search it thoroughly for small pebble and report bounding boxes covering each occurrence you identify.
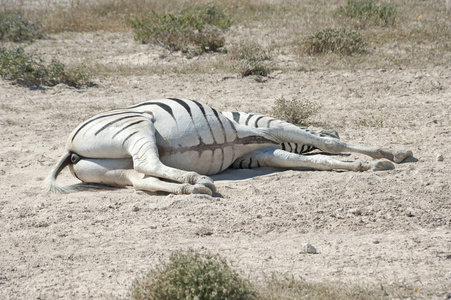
[132,206,140,212]
[437,154,444,161]
[303,243,317,254]
[349,208,362,216]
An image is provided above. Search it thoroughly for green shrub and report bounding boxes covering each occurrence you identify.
[131,250,256,300]
[0,10,43,42]
[271,97,321,126]
[129,4,231,54]
[336,0,397,27]
[0,47,92,87]
[303,28,367,55]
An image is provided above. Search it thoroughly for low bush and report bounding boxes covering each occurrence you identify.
[303,28,367,55]
[239,59,271,77]
[270,97,321,126]
[228,41,272,77]
[0,10,43,42]
[0,47,92,87]
[129,3,231,54]
[131,250,256,300]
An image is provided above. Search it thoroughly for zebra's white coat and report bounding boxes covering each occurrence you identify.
[45,98,413,195]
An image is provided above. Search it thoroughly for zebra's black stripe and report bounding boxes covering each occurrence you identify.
[239,159,245,169]
[193,100,207,117]
[236,135,275,145]
[226,118,237,134]
[129,136,146,152]
[129,102,176,122]
[135,141,152,159]
[266,118,275,128]
[168,98,192,117]
[248,158,253,169]
[211,108,227,172]
[211,109,227,140]
[112,120,145,139]
[254,116,264,128]
[193,101,215,144]
[122,131,138,146]
[232,112,240,123]
[281,143,286,151]
[95,115,142,136]
[71,111,140,142]
[244,114,254,126]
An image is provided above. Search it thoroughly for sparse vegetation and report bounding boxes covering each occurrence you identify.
[336,0,397,27]
[0,47,92,87]
[129,4,231,53]
[356,116,384,127]
[131,250,256,300]
[270,97,321,126]
[0,10,43,42]
[228,40,272,77]
[131,250,418,300]
[303,28,367,56]
[228,40,272,62]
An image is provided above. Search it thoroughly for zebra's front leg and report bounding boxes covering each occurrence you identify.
[267,125,412,163]
[232,148,395,172]
[319,139,413,163]
[124,124,216,193]
[71,158,213,195]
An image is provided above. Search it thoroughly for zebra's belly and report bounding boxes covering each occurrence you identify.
[159,145,238,175]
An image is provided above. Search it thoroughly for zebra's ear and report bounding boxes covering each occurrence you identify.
[319,129,340,139]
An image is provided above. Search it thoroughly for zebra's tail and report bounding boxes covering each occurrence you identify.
[44,152,119,194]
[44,151,74,193]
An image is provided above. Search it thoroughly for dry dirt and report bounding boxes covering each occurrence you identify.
[0,33,450,299]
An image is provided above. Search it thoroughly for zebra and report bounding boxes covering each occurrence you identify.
[45,98,413,196]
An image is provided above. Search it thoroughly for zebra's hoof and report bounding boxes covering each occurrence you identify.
[394,150,413,163]
[192,184,213,195]
[373,160,395,171]
[199,178,216,193]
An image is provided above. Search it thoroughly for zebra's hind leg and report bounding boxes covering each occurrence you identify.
[70,158,213,195]
[121,120,216,193]
[232,147,395,172]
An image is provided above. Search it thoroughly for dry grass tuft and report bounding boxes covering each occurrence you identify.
[335,0,397,28]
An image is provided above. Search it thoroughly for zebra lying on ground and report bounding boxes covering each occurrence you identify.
[45,98,413,195]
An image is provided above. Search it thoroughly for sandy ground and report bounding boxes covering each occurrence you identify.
[0,33,450,299]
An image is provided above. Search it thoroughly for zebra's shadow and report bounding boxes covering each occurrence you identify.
[212,152,352,182]
[211,167,283,182]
